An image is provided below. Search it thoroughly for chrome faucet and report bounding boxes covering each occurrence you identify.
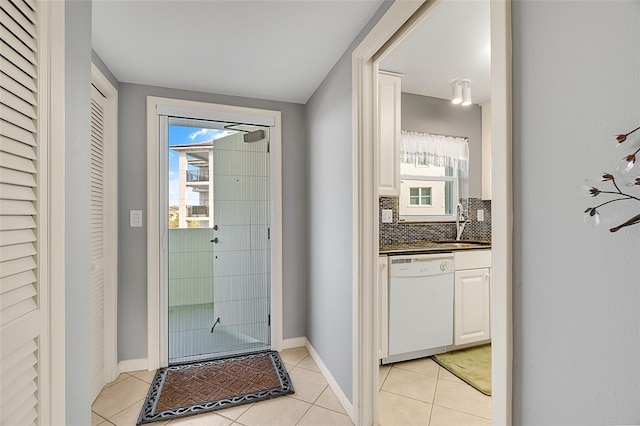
[456,203,467,240]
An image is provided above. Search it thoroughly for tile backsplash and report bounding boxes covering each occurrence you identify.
[379,197,492,245]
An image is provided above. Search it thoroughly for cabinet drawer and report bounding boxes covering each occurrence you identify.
[454,249,491,270]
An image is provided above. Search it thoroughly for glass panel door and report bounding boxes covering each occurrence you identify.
[167,118,270,364]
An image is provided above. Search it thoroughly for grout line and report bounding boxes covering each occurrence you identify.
[429,402,493,421]
[427,367,441,425]
[92,410,109,425]
[130,373,153,386]
[378,365,391,389]
[294,398,315,426]
[378,388,432,405]
[314,388,349,417]
[310,384,328,406]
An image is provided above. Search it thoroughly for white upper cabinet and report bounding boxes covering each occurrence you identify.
[377,71,402,197]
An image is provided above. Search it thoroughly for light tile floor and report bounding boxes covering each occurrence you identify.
[92,348,490,426]
[92,347,352,426]
[379,357,492,426]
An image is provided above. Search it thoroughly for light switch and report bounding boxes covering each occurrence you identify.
[477,209,485,222]
[381,209,393,223]
[130,210,143,227]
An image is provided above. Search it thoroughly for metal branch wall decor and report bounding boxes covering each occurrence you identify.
[583,125,640,232]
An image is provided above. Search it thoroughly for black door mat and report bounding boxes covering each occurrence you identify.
[137,350,294,424]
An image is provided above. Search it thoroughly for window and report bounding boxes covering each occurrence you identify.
[398,131,468,222]
[409,187,432,205]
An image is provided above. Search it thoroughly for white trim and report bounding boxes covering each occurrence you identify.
[91,63,119,388]
[352,1,513,425]
[489,2,513,424]
[146,96,283,370]
[146,99,161,370]
[304,340,354,421]
[281,337,307,350]
[47,1,66,424]
[117,358,150,374]
[351,3,426,425]
[38,0,52,422]
[156,104,275,127]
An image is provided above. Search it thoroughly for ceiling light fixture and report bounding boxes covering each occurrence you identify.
[451,80,462,105]
[461,79,472,106]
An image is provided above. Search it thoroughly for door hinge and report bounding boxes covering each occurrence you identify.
[267,141,270,153]
[268,314,271,326]
[268,228,270,240]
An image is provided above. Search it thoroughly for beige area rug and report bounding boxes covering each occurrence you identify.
[432,344,491,396]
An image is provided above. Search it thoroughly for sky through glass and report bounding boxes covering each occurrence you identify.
[168,126,236,206]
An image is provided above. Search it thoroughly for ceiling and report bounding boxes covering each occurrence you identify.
[380,0,491,104]
[92,0,384,104]
[92,0,490,105]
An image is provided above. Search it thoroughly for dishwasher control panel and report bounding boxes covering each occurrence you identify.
[390,254,454,277]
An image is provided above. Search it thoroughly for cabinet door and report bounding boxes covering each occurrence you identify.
[454,268,491,346]
[378,256,389,360]
[378,71,402,196]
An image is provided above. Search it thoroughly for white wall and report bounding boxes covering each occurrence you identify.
[65,1,92,424]
[512,1,640,423]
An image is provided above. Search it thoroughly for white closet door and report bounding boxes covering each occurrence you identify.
[0,0,47,424]
[90,85,107,400]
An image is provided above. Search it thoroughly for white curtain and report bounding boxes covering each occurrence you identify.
[401,130,469,167]
[401,130,470,215]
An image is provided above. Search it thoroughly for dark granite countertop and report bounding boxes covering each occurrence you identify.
[379,240,491,255]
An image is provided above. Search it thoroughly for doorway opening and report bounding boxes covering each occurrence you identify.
[165,118,271,364]
[352,1,512,424]
[146,97,283,370]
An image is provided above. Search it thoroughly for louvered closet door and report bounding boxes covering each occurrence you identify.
[0,0,46,424]
[90,85,107,400]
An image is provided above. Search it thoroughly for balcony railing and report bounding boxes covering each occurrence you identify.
[187,205,209,217]
[186,170,209,182]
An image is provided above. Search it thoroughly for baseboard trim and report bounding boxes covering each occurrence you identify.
[304,340,354,421]
[281,336,307,350]
[117,358,149,374]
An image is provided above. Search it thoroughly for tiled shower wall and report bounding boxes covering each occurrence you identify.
[379,196,492,245]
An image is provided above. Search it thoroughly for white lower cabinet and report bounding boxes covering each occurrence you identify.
[378,255,389,360]
[453,251,491,346]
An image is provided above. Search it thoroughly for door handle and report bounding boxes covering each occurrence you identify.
[210,238,219,244]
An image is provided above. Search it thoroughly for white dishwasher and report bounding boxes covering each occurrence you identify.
[383,253,454,365]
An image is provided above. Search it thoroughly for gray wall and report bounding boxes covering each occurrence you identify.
[512,1,640,424]
[66,1,92,424]
[305,1,392,403]
[401,93,482,198]
[117,83,308,360]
